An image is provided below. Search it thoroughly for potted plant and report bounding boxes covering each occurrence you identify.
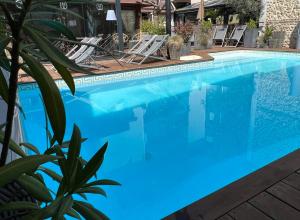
[195,20,213,50]
[167,35,184,60]
[258,25,273,48]
[244,19,259,48]
[174,21,194,55]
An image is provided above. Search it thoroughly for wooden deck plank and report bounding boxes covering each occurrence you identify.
[282,173,300,190]
[164,149,300,220]
[217,214,234,220]
[267,182,300,210]
[249,192,300,220]
[228,203,271,220]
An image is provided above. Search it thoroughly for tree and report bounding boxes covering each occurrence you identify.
[225,0,261,23]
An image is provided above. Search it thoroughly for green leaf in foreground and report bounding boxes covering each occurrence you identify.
[21,53,66,144]
[18,174,53,202]
[0,155,58,187]
[0,201,39,212]
[73,200,108,220]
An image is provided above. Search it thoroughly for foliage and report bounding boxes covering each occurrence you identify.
[246,19,258,29]
[0,0,119,219]
[167,35,184,50]
[225,0,261,24]
[195,21,213,48]
[263,25,273,43]
[200,20,213,33]
[174,21,194,43]
[0,17,5,38]
[205,8,221,22]
[141,20,165,35]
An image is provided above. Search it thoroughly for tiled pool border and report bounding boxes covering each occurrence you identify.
[18,50,300,92]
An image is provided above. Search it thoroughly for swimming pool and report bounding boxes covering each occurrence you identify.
[19,51,300,219]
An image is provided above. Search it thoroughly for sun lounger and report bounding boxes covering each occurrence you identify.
[119,35,157,63]
[68,37,95,60]
[225,25,247,47]
[128,35,168,65]
[65,37,90,57]
[213,25,228,47]
[75,37,103,69]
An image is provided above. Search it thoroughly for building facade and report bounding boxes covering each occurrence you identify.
[262,0,300,48]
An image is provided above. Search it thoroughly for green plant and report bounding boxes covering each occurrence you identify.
[246,19,257,29]
[195,21,213,48]
[167,35,184,50]
[226,0,260,24]
[200,20,213,33]
[0,0,119,219]
[174,21,194,43]
[263,25,273,43]
[141,20,165,35]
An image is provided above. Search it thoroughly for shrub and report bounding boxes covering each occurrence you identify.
[246,19,258,29]
[141,20,165,35]
[167,35,184,50]
[226,0,260,23]
[174,21,194,43]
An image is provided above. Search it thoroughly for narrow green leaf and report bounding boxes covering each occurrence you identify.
[18,174,53,202]
[66,208,82,220]
[55,196,73,219]
[21,53,66,144]
[66,125,82,186]
[73,201,108,220]
[0,201,39,212]
[84,179,121,188]
[52,60,75,95]
[76,186,106,197]
[0,51,11,71]
[77,193,87,201]
[77,142,108,187]
[39,167,62,182]
[0,36,10,53]
[0,131,27,157]
[0,155,58,187]
[55,138,88,149]
[30,19,76,40]
[0,68,8,103]
[20,142,40,155]
[23,25,90,74]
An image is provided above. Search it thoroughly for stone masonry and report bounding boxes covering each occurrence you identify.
[264,0,300,48]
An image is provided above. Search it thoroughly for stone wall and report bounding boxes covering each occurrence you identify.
[264,0,300,48]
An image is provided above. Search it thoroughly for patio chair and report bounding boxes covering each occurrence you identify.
[65,37,90,57]
[68,37,95,60]
[225,25,247,47]
[119,35,157,63]
[128,35,168,65]
[74,37,103,69]
[213,25,228,47]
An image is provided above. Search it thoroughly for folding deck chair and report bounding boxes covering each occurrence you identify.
[119,35,157,63]
[65,37,90,57]
[68,37,96,60]
[75,37,103,69]
[213,25,228,47]
[225,25,247,47]
[128,35,168,65]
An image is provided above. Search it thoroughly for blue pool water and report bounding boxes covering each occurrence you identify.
[19,51,300,219]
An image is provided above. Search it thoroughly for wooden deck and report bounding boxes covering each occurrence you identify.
[18,47,299,84]
[164,149,300,220]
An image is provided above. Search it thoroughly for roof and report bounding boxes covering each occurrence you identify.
[176,0,226,13]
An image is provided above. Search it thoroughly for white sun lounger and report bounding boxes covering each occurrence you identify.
[129,35,168,65]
